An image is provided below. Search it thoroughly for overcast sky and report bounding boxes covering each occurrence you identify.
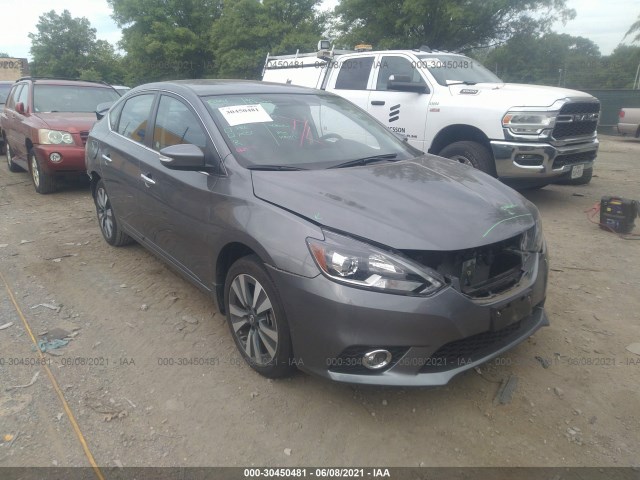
[1,0,638,60]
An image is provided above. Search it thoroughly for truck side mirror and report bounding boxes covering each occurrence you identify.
[15,102,25,114]
[387,75,429,94]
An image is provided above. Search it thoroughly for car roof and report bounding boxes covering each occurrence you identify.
[133,79,319,97]
[16,78,114,88]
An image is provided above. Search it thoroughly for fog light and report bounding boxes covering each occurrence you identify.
[49,152,62,163]
[362,349,392,370]
[514,154,543,166]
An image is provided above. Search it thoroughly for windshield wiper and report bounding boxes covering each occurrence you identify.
[446,81,477,86]
[328,153,398,169]
[246,164,307,171]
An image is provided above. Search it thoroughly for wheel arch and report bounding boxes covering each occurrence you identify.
[215,242,262,314]
[429,124,492,156]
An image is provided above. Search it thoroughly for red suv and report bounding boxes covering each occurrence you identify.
[1,77,120,193]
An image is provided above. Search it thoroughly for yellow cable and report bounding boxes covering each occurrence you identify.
[0,269,105,480]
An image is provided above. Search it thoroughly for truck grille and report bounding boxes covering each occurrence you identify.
[552,102,600,140]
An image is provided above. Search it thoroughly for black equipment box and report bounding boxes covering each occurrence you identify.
[600,196,638,233]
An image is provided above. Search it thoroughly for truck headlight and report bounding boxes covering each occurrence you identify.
[38,129,74,145]
[502,111,556,135]
[307,230,444,296]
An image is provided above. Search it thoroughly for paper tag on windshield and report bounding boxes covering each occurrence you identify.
[218,104,273,127]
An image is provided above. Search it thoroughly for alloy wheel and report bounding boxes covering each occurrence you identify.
[30,155,40,187]
[96,186,114,239]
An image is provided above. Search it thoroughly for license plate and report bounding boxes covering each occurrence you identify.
[491,295,532,331]
[571,164,584,179]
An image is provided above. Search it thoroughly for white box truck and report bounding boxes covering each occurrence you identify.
[262,43,600,187]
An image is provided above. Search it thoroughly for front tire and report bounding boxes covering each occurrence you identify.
[29,151,56,194]
[93,179,133,246]
[224,255,294,378]
[438,141,497,176]
[6,144,22,173]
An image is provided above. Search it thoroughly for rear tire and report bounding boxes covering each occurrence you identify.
[558,167,593,186]
[93,179,134,246]
[29,150,56,194]
[224,255,295,378]
[438,141,497,176]
[6,144,22,173]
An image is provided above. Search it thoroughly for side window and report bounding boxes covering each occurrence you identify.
[335,57,374,90]
[152,95,208,151]
[376,56,425,91]
[116,94,155,144]
[6,84,23,109]
[17,83,29,107]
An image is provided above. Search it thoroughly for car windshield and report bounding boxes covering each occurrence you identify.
[0,84,12,105]
[416,54,502,86]
[34,85,120,113]
[203,93,417,169]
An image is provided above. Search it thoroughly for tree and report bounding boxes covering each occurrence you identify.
[333,0,575,52]
[0,52,10,57]
[210,0,326,79]
[28,10,124,83]
[108,0,222,84]
[626,13,640,43]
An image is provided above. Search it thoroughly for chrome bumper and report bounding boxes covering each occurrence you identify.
[490,138,598,179]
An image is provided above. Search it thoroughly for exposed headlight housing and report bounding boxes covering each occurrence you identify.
[521,217,544,253]
[502,111,556,135]
[307,230,444,296]
[38,129,74,145]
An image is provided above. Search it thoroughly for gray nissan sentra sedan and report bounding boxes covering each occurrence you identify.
[86,80,549,386]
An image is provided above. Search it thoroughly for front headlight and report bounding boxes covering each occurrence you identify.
[38,129,74,145]
[502,111,556,135]
[521,217,544,252]
[307,230,444,296]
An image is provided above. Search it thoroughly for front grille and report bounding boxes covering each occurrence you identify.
[403,233,525,299]
[328,346,409,375]
[420,308,540,373]
[80,131,89,146]
[552,102,600,139]
[552,150,597,169]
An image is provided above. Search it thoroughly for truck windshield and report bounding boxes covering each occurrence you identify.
[416,54,502,86]
[204,93,418,169]
[33,85,120,113]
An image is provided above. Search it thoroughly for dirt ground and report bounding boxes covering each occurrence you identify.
[0,136,639,469]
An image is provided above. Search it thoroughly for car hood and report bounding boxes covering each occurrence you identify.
[251,155,537,251]
[34,112,97,132]
[448,82,596,108]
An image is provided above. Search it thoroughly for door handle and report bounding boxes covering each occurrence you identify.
[371,100,385,106]
[140,173,156,186]
[102,154,112,163]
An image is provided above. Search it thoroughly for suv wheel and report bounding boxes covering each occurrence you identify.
[29,151,56,194]
[224,255,295,378]
[6,144,22,172]
[93,180,133,246]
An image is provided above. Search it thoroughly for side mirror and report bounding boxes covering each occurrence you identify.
[96,102,114,121]
[159,144,205,170]
[15,102,25,114]
[387,75,429,94]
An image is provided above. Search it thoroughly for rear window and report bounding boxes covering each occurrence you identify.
[0,84,12,105]
[33,85,120,113]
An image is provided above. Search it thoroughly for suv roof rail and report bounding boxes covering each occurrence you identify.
[15,76,113,87]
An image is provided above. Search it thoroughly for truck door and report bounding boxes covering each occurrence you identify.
[325,55,375,112]
[369,55,432,151]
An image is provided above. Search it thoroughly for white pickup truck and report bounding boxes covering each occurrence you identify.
[618,108,640,137]
[263,44,601,187]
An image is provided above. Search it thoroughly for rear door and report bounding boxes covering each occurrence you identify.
[368,54,433,151]
[101,92,157,236]
[326,55,375,111]
[136,93,220,284]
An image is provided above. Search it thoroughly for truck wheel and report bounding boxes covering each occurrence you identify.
[558,167,593,186]
[6,144,22,172]
[29,150,56,194]
[438,141,497,176]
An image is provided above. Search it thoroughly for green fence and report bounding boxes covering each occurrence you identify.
[583,89,640,135]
